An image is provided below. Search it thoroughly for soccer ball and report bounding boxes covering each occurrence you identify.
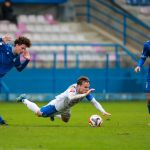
[88,114,103,127]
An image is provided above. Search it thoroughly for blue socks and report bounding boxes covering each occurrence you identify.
[148,104,150,114]
[0,116,4,123]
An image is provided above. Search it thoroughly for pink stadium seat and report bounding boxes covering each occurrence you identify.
[140,7,150,15]
[45,14,58,25]
[15,31,22,38]
[17,23,27,33]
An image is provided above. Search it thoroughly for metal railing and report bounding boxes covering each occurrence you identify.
[75,0,150,50]
[29,43,138,69]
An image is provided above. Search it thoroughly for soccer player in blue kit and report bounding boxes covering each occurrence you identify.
[0,34,31,125]
[17,76,111,123]
[135,41,150,125]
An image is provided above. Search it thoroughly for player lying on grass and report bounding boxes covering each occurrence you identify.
[17,76,111,123]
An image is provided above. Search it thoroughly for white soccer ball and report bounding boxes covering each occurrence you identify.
[88,114,103,127]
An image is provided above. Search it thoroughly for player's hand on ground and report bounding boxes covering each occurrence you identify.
[86,89,95,96]
[2,34,12,43]
[102,112,111,116]
[22,50,31,60]
[134,66,141,73]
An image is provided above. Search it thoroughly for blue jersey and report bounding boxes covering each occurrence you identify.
[0,38,30,77]
[138,41,150,67]
[137,41,150,91]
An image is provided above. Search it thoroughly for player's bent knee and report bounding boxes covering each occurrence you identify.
[62,117,70,123]
[61,111,71,122]
[61,114,70,123]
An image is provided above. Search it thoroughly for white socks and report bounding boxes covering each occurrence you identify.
[23,99,40,113]
[22,99,62,120]
[56,114,62,120]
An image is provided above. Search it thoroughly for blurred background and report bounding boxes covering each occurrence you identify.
[0,0,149,101]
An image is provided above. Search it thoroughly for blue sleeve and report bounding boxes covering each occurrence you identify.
[86,94,94,101]
[138,58,145,67]
[14,56,30,72]
[137,42,150,67]
[0,38,2,42]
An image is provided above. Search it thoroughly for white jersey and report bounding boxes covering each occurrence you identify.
[47,84,86,112]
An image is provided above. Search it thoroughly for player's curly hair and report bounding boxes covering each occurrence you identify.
[77,76,90,85]
[14,36,31,48]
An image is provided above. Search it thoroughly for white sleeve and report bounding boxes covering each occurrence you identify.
[66,87,86,107]
[90,98,106,113]
[68,92,86,101]
[67,86,86,101]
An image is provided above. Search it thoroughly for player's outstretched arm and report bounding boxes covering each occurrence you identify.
[90,98,111,116]
[85,88,95,96]
[102,111,111,116]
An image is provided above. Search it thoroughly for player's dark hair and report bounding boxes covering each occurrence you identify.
[77,76,90,85]
[14,36,31,48]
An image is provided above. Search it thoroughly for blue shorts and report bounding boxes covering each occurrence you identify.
[40,105,58,117]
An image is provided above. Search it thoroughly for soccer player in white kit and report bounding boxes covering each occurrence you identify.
[17,76,111,122]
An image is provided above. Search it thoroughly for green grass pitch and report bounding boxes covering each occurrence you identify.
[0,101,150,150]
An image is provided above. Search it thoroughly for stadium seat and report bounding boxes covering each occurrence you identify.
[0,24,8,32]
[45,14,57,24]
[44,25,53,32]
[18,15,29,23]
[22,33,32,39]
[26,25,35,32]
[49,34,59,42]
[67,54,76,61]
[51,25,61,33]
[39,46,50,52]
[36,15,47,24]
[60,25,71,33]
[56,53,64,61]
[28,15,37,24]
[17,23,27,33]
[8,24,17,32]
[140,7,150,15]
[35,25,44,33]
[32,34,43,42]
[68,46,76,52]
[76,34,86,42]
[31,46,42,52]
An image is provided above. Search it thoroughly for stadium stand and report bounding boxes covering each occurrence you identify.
[0,0,149,100]
[114,0,150,25]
